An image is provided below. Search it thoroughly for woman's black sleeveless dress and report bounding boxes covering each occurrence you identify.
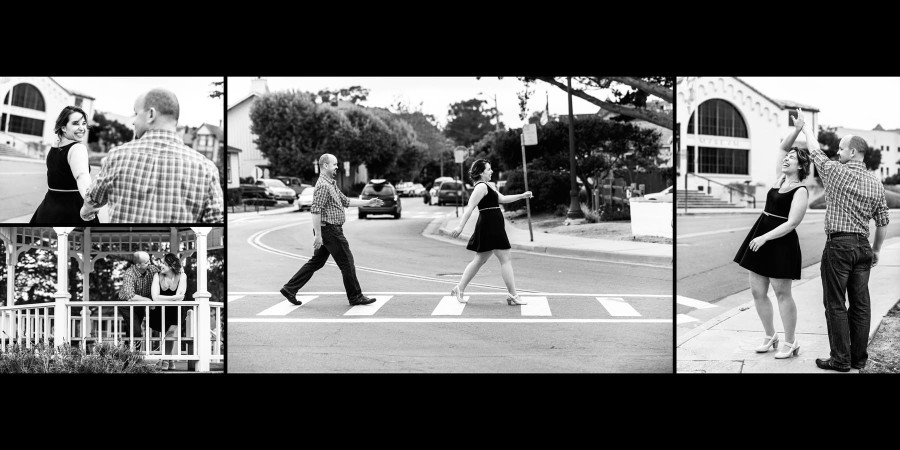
[466,181,511,252]
[149,276,182,332]
[30,142,99,224]
[733,186,807,280]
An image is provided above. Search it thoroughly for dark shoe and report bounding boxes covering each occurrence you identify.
[280,287,302,306]
[349,295,376,306]
[815,358,850,372]
[851,363,865,370]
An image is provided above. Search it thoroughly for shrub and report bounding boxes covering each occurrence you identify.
[884,173,900,185]
[581,203,600,223]
[599,203,631,221]
[0,341,160,374]
[504,169,572,214]
[227,188,242,207]
[555,204,569,217]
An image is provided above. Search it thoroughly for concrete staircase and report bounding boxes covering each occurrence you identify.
[0,142,40,160]
[676,189,744,208]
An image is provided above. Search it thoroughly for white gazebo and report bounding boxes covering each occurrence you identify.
[0,227,224,372]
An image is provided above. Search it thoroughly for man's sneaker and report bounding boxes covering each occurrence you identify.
[349,295,376,306]
[280,287,302,306]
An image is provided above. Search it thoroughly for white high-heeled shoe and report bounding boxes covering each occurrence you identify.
[506,293,527,305]
[450,286,467,303]
[754,333,779,353]
[774,340,800,359]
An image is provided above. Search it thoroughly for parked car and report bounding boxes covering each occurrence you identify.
[644,186,673,201]
[256,178,297,204]
[296,186,315,211]
[274,176,312,197]
[427,177,455,205]
[395,181,415,197]
[239,184,277,206]
[437,181,468,206]
[409,183,426,196]
[358,179,401,219]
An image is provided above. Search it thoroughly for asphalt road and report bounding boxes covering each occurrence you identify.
[0,160,102,222]
[227,200,674,373]
[676,210,900,327]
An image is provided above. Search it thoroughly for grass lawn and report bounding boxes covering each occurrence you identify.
[861,300,900,373]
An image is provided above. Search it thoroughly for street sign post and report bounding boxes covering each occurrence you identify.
[454,147,467,217]
[520,132,534,242]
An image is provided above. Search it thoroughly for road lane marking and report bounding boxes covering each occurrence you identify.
[228,291,672,297]
[229,318,672,324]
[676,296,717,309]
[227,296,245,303]
[432,296,467,315]
[520,296,551,316]
[597,297,641,316]
[678,219,824,239]
[258,296,317,315]
[344,295,393,316]
[676,314,699,324]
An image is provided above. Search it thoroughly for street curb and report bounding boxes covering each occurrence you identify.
[423,215,672,267]
[227,204,298,219]
[0,155,44,164]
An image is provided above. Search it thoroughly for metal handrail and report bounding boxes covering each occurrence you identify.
[685,173,756,208]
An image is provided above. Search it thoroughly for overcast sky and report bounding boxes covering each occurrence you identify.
[227,77,651,129]
[52,77,224,128]
[738,77,900,130]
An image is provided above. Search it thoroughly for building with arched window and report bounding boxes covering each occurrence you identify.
[0,77,94,157]
[676,77,820,208]
[833,125,900,181]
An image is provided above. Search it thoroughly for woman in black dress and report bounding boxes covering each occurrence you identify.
[449,160,533,305]
[30,106,100,224]
[150,253,187,370]
[733,110,811,360]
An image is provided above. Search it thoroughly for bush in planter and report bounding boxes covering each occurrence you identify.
[599,203,630,221]
[504,169,571,214]
[0,341,160,374]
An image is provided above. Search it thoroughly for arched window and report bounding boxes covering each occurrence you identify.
[687,99,747,138]
[3,83,46,111]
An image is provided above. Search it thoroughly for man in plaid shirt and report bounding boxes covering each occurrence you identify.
[80,88,224,223]
[798,108,890,372]
[118,251,160,337]
[280,153,384,306]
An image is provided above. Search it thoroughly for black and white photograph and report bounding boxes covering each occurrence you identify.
[226,76,674,373]
[0,226,224,373]
[0,77,225,224]
[675,77,900,373]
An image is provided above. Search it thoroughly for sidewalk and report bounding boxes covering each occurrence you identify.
[677,236,900,373]
[0,155,43,164]
[425,208,672,267]
[677,207,827,215]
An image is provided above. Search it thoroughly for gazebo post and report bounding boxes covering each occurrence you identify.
[52,227,75,349]
[4,237,13,308]
[81,228,91,349]
[190,227,211,372]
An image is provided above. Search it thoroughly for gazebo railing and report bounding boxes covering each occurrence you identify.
[0,304,56,350]
[0,301,224,371]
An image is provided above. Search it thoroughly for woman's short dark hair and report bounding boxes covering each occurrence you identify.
[791,147,812,181]
[163,253,182,274]
[469,159,489,183]
[53,106,88,137]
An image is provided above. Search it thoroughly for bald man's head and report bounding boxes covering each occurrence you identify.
[134,251,150,264]
[838,135,868,164]
[141,88,180,121]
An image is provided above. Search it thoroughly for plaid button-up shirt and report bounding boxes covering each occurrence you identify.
[118,265,160,301]
[810,147,890,237]
[309,175,350,225]
[85,130,224,223]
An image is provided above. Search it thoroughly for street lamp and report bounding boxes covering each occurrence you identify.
[478,91,500,132]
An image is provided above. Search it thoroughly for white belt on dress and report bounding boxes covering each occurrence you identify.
[763,211,787,220]
[48,188,80,192]
[479,207,500,211]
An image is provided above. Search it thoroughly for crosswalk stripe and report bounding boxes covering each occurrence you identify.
[676,296,717,309]
[597,297,641,317]
[676,314,699,324]
[520,296,551,316]
[231,318,672,324]
[258,296,317,315]
[227,296,245,303]
[344,295,393,316]
[431,296,468,315]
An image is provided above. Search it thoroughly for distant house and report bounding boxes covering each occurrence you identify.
[227,146,241,189]
[0,77,95,156]
[194,122,223,162]
[228,78,271,181]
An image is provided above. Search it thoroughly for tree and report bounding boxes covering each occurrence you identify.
[397,111,456,183]
[343,108,397,179]
[89,112,134,152]
[817,126,840,159]
[250,90,354,181]
[210,80,224,99]
[526,77,673,128]
[485,117,662,209]
[316,86,370,106]
[444,99,496,147]
[866,149,882,171]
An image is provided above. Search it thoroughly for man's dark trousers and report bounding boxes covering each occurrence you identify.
[821,233,873,369]
[283,223,362,302]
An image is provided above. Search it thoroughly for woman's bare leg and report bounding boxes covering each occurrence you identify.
[458,251,492,292]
